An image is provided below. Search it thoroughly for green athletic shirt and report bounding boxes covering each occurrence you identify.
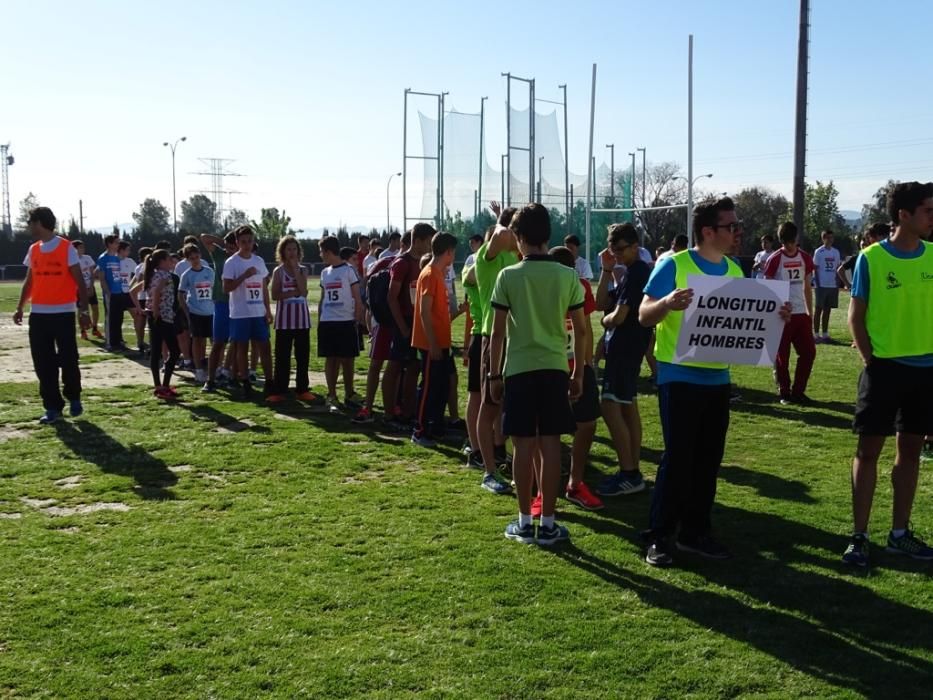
[474,241,519,336]
[490,255,585,378]
[210,246,230,303]
[462,261,483,333]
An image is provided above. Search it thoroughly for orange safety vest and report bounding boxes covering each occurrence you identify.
[29,237,77,305]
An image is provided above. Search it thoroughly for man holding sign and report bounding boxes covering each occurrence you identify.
[223,225,273,399]
[639,196,791,567]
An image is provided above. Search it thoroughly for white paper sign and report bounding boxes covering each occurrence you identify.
[674,275,790,367]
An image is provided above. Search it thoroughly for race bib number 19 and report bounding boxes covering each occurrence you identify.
[246,281,262,303]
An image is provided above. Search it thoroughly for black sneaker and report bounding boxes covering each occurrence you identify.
[241,380,253,400]
[842,533,870,567]
[645,539,673,567]
[466,451,484,470]
[201,381,216,394]
[536,522,570,546]
[676,534,732,560]
[790,393,813,405]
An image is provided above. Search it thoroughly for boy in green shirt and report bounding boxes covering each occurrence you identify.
[489,203,586,545]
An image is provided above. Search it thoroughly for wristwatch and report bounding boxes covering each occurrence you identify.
[487,373,503,381]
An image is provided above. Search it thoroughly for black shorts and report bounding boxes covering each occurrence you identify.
[82,289,98,306]
[317,320,360,358]
[467,334,483,393]
[572,365,600,423]
[602,355,641,404]
[854,358,933,437]
[174,312,189,334]
[189,313,213,339]
[389,321,418,363]
[815,287,839,309]
[503,369,576,438]
[480,336,505,406]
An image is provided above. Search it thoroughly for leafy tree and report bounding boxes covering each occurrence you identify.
[67,219,81,238]
[179,194,218,234]
[802,180,849,250]
[250,208,293,241]
[15,192,40,232]
[732,187,790,254]
[132,198,172,239]
[860,180,896,227]
[224,208,249,230]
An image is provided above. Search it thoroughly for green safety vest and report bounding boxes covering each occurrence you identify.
[654,250,744,369]
[863,241,933,358]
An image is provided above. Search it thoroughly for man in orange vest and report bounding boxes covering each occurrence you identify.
[13,207,91,424]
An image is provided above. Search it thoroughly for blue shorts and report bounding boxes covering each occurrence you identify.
[213,301,230,342]
[229,316,270,343]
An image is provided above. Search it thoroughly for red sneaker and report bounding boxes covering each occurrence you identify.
[81,330,88,340]
[566,482,605,510]
[265,394,286,404]
[92,328,103,338]
[154,387,172,400]
[530,493,543,518]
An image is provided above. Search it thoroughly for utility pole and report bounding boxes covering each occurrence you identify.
[478,96,486,216]
[637,147,646,208]
[605,144,615,204]
[0,144,12,238]
[163,136,187,234]
[628,152,636,209]
[79,200,84,234]
[793,0,810,235]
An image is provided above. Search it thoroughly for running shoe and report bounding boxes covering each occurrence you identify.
[248,370,259,383]
[530,493,543,518]
[790,393,814,405]
[536,522,570,546]
[345,392,365,407]
[81,330,88,340]
[351,406,375,424]
[69,400,83,418]
[154,387,173,400]
[779,394,793,406]
[194,369,207,384]
[410,432,437,448]
[504,520,536,545]
[596,470,646,497]
[38,410,61,425]
[92,328,103,338]
[265,394,286,404]
[242,381,254,400]
[201,381,216,394]
[325,397,342,414]
[466,451,485,470]
[166,386,179,398]
[566,482,604,510]
[813,336,823,345]
[676,534,732,560]
[447,418,467,432]
[481,472,512,494]
[297,391,324,405]
[885,529,933,560]
[646,539,673,567]
[842,533,869,568]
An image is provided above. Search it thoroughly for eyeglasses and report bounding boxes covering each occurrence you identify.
[611,243,635,253]
[714,221,744,234]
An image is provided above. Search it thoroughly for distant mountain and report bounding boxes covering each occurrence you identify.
[840,210,862,227]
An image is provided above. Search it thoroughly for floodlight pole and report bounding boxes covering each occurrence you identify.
[585,63,597,268]
[478,96,487,217]
[606,144,615,204]
[500,154,507,205]
[687,35,694,245]
[559,84,570,233]
[637,147,646,208]
[628,152,636,208]
[537,156,544,203]
[386,171,401,234]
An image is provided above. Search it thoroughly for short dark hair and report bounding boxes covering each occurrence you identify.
[358,234,370,243]
[27,207,56,231]
[887,181,933,223]
[139,247,153,260]
[821,229,834,238]
[469,233,484,243]
[692,196,735,240]
[71,240,84,249]
[319,236,340,256]
[388,231,402,241]
[183,235,199,246]
[761,234,775,244]
[777,221,798,244]
[401,230,412,247]
[411,222,437,243]
[155,240,172,250]
[564,234,581,247]
[339,246,356,261]
[183,243,200,259]
[509,203,551,247]
[672,234,689,249]
[232,225,253,240]
[117,241,130,252]
[104,233,119,246]
[430,232,458,257]
[607,222,639,246]
[498,207,518,227]
[549,245,575,269]
[223,231,237,246]
[865,222,890,241]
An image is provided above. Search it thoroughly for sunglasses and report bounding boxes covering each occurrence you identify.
[714,221,744,234]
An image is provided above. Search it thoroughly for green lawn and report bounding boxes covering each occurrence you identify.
[1,281,932,698]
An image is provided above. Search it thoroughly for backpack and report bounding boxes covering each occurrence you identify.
[367,266,393,325]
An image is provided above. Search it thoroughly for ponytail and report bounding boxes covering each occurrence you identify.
[145,249,169,291]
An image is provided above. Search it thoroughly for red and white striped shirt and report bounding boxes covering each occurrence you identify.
[274,269,311,330]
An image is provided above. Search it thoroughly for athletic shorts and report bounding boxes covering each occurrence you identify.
[571,364,600,423]
[389,322,418,363]
[174,312,189,334]
[318,320,360,358]
[602,356,641,404]
[212,301,230,342]
[82,289,98,306]
[467,333,483,393]
[229,316,270,343]
[503,369,576,438]
[815,287,839,309]
[854,358,933,437]
[370,322,394,362]
[189,313,213,339]
[479,336,503,406]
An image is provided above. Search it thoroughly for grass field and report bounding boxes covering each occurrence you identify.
[1,280,932,698]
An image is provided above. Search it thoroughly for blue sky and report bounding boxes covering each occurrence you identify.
[4,0,932,231]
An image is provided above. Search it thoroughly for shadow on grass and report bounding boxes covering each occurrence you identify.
[551,504,933,697]
[719,463,817,504]
[52,420,177,500]
[179,402,271,434]
[728,386,853,431]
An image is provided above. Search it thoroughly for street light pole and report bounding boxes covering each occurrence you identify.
[537,156,544,203]
[162,136,187,235]
[628,152,636,209]
[605,144,615,204]
[386,171,401,234]
[637,146,646,207]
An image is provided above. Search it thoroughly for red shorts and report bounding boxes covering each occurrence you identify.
[370,323,394,362]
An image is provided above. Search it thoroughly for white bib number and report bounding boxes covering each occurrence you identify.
[246,281,262,303]
[195,283,212,301]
